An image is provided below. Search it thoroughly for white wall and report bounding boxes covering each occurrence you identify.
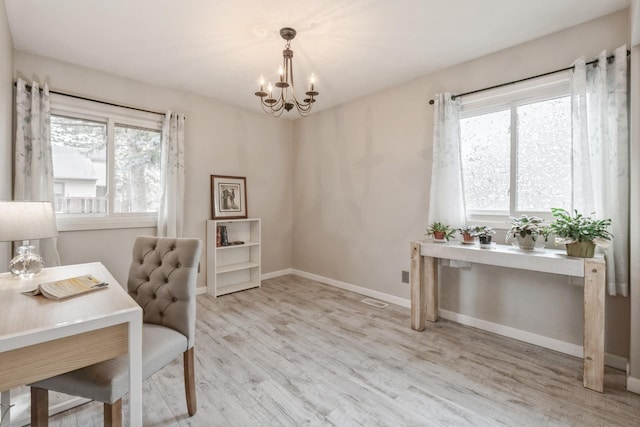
[13,52,294,288]
[292,10,631,358]
[0,0,13,269]
[628,0,640,392]
[5,4,633,364]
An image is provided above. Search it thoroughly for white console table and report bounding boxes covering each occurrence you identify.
[409,241,605,393]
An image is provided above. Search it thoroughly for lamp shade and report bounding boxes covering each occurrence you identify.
[0,201,58,242]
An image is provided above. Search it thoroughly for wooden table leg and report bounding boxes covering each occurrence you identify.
[410,242,426,331]
[583,258,605,392]
[425,255,439,322]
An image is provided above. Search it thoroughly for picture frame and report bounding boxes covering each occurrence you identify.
[211,175,247,219]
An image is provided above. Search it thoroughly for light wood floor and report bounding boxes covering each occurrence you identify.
[39,275,640,426]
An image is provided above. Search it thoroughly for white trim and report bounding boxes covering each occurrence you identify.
[262,268,294,280]
[287,269,626,370]
[57,215,157,231]
[460,72,570,113]
[50,94,163,232]
[627,375,640,394]
[440,308,583,356]
[51,93,162,125]
[460,77,572,221]
[195,269,293,297]
[605,353,629,372]
[290,269,410,308]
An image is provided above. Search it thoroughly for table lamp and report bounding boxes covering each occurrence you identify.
[0,201,58,278]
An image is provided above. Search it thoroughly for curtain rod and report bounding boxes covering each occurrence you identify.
[428,50,629,105]
[14,81,165,116]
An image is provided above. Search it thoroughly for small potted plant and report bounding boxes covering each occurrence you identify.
[507,214,545,250]
[458,225,479,244]
[425,222,456,241]
[546,208,612,258]
[475,226,495,246]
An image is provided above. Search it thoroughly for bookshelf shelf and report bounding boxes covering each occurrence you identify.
[206,219,261,297]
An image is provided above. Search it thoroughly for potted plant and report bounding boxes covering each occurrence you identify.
[475,226,495,245]
[507,214,545,250]
[458,225,479,244]
[546,208,612,258]
[425,222,456,241]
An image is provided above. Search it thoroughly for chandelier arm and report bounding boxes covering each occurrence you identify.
[255,27,318,117]
[289,85,313,110]
[260,100,278,114]
[261,96,286,114]
[295,100,313,115]
[271,103,285,117]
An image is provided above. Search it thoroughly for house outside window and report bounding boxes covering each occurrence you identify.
[458,73,572,223]
[50,94,162,231]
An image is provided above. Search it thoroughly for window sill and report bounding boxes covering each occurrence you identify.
[466,213,555,229]
[56,215,157,232]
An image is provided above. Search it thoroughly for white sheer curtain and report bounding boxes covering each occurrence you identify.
[14,78,61,267]
[157,111,185,238]
[571,45,629,296]
[427,93,466,228]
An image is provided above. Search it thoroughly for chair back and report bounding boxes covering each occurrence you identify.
[127,236,202,347]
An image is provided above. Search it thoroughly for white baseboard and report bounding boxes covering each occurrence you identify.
[291,269,411,308]
[288,269,627,370]
[262,268,294,280]
[439,309,584,359]
[196,269,293,297]
[605,353,629,371]
[627,375,640,394]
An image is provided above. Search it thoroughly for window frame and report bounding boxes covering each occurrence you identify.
[458,72,572,227]
[50,94,163,232]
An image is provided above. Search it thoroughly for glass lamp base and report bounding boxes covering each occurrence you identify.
[9,245,44,279]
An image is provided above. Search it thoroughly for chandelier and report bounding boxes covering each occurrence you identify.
[254,27,319,117]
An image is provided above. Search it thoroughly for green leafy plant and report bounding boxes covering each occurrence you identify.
[458,225,483,243]
[425,222,456,241]
[475,226,495,238]
[546,208,612,245]
[458,225,480,236]
[507,214,545,242]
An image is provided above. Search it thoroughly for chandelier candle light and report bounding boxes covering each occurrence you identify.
[255,27,319,117]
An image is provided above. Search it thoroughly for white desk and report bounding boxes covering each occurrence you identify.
[410,241,605,393]
[0,262,143,426]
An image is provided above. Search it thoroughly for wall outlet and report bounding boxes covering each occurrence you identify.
[401,270,409,283]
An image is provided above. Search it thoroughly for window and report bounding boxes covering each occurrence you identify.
[50,94,162,230]
[458,74,572,222]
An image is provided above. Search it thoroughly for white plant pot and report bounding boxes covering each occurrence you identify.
[516,234,536,250]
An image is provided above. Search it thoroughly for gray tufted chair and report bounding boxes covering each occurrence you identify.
[30,236,202,427]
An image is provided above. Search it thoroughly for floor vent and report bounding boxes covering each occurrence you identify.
[361,298,388,309]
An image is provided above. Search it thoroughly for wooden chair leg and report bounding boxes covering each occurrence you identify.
[104,399,122,427]
[30,387,49,427]
[184,347,197,416]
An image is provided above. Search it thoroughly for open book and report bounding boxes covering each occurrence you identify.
[23,274,109,300]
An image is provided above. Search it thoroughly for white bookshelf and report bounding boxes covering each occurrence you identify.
[206,218,261,297]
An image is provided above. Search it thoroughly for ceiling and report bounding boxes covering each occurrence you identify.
[3,0,630,119]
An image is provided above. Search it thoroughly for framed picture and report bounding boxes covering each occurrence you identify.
[211,175,247,219]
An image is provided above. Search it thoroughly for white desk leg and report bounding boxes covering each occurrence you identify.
[128,313,143,426]
[0,390,9,427]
